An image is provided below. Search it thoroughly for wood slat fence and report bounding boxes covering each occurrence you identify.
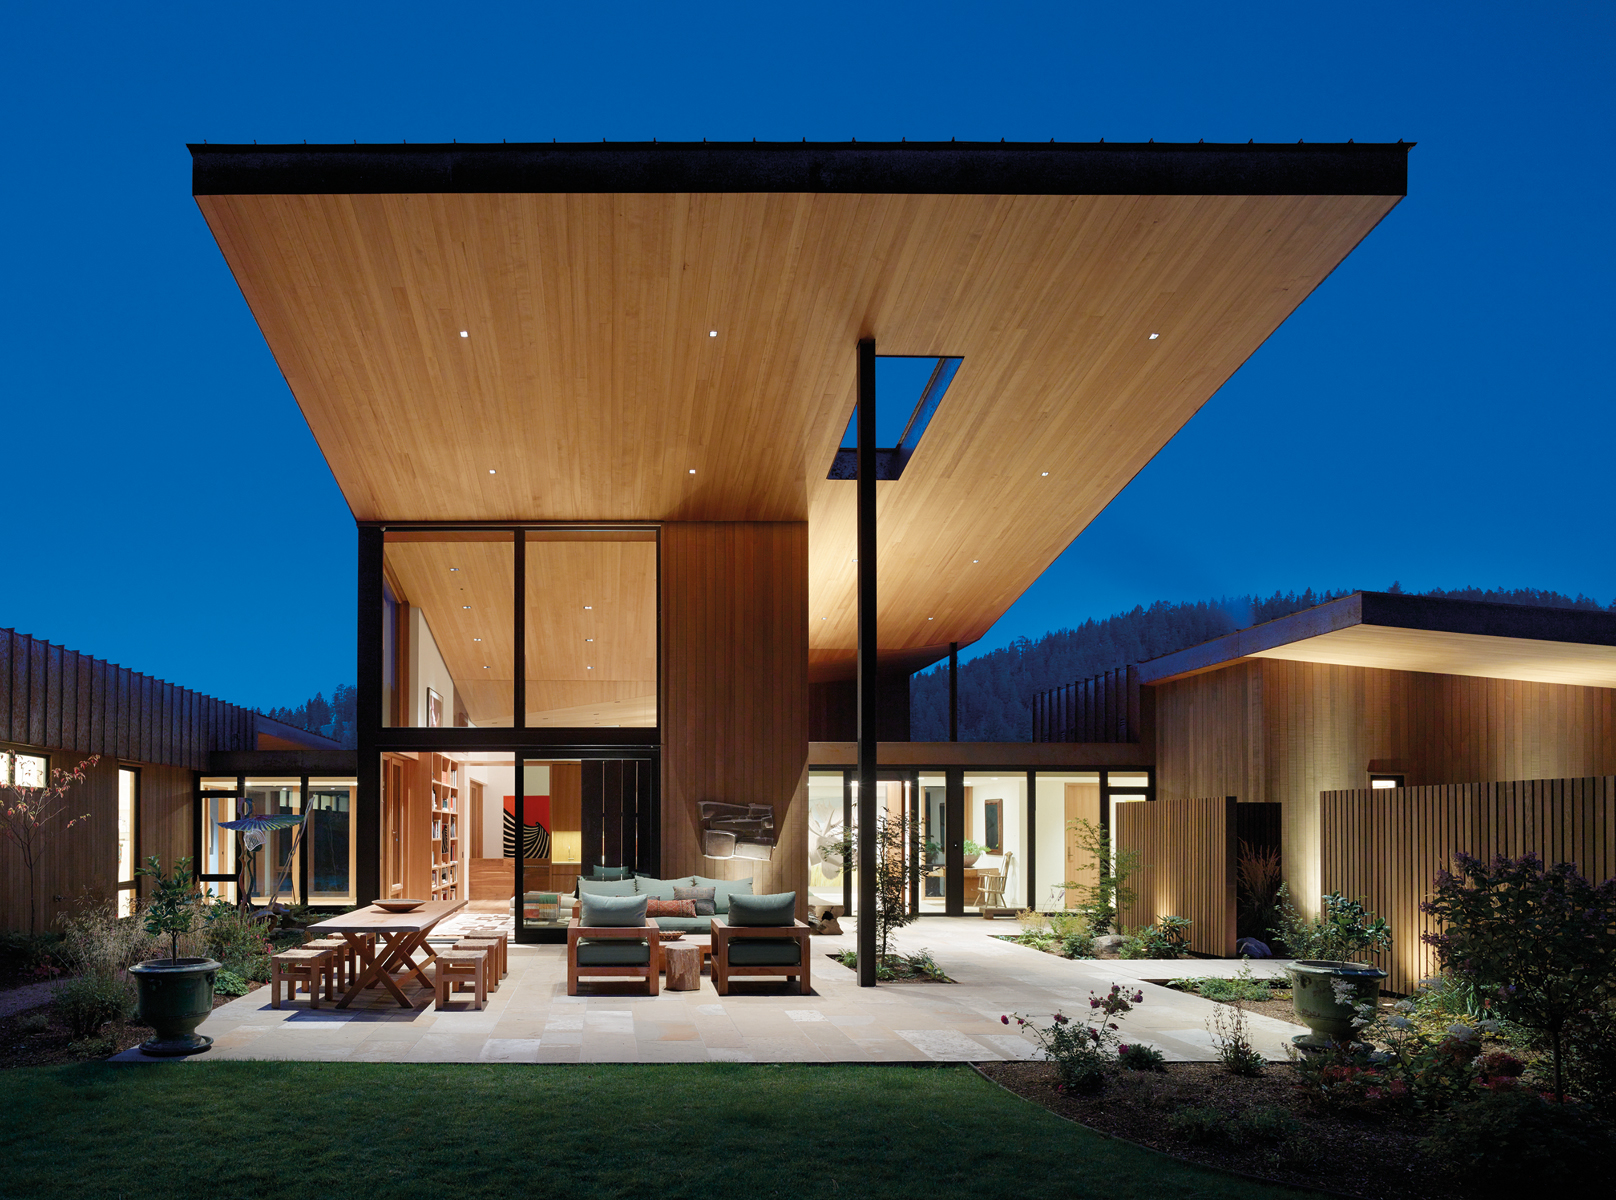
[1032,666,1139,743]
[1320,777,1616,995]
[1116,796,1236,956]
[0,627,256,770]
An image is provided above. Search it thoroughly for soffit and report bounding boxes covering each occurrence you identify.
[1248,626,1616,690]
[195,152,1402,677]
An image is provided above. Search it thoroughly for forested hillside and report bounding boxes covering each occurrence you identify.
[262,684,357,749]
[910,585,1612,741]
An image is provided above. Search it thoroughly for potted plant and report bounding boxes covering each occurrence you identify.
[1273,885,1392,1048]
[128,856,220,1056]
[963,839,985,867]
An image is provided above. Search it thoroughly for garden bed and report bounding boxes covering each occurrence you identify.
[826,949,953,982]
[0,982,257,1069]
[978,1058,1461,1200]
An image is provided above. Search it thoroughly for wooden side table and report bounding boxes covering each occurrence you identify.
[662,943,703,991]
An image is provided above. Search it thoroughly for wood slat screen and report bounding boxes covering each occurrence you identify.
[1116,796,1237,956]
[1032,666,1140,743]
[1320,777,1616,995]
[0,627,255,770]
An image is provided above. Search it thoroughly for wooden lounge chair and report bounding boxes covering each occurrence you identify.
[566,917,661,995]
[709,916,811,995]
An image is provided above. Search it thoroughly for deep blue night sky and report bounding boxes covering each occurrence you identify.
[2,2,1611,709]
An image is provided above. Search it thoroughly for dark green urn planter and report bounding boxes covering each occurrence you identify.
[1286,959,1388,1049]
[130,957,220,1057]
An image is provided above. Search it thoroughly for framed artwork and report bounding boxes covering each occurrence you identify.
[983,799,1003,853]
[427,687,443,729]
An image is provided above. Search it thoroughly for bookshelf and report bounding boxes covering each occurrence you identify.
[429,753,461,901]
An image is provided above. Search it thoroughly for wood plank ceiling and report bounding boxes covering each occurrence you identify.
[1249,627,1616,690]
[195,149,1402,681]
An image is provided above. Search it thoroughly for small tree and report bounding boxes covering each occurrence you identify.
[1270,883,1392,963]
[0,754,99,933]
[832,810,927,965]
[1421,852,1616,1103]
[1060,818,1139,935]
[135,855,203,965]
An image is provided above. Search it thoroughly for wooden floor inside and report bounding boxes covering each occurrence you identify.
[469,858,515,901]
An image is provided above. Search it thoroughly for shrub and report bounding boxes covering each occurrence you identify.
[1116,935,1150,959]
[17,1011,51,1035]
[1173,966,1272,1003]
[0,931,66,975]
[212,968,251,997]
[1058,819,1139,935]
[1421,1089,1616,1191]
[52,972,132,1039]
[1015,909,1048,934]
[1565,1001,1616,1120]
[1421,852,1616,1103]
[1005,983,1146,1092]
[1134,915,1192,958]
[1207,1001,1266,1076]
[1117,1042,1166,1071]
[1270,883,1391,962]
[56,897,161,977]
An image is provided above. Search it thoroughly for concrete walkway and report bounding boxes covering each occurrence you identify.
[138,920,1300,1065]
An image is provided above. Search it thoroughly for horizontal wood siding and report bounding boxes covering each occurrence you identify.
[660,523,809,916]
[1116,796,1237,956]
[1320,777,1616,995]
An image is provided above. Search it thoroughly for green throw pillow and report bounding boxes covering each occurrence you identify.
[579,893,648,927]
[633,875,693,902]
[690,875,753,914]
[727,892,796,926]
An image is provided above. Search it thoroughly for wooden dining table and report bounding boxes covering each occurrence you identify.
[308,899,467,1009]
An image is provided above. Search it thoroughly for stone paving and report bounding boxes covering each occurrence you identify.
[149,920,1302,1065]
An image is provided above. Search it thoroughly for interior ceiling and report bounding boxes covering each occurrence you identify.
[197,163,1401,681]
[1249,627,1616,690]
[384,534,656,726]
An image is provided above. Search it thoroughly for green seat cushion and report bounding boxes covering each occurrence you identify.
[589,865,634,881]
[690,875,753,914]
[575,939,650,967]
[579,877,640,898]
[633,875,695,902]
[725,938,802,967]
[728,892,797,927]
[580,893,649,927]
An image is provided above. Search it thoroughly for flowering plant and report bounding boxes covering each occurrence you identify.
[0,755,99,933]
[1004,983,1146,1091]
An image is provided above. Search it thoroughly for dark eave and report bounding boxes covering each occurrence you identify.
[190,139,1411,197]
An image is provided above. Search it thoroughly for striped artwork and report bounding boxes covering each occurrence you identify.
[503,792,551,859]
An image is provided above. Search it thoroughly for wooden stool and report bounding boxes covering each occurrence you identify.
[303,938,354,990]
[454,938,505,984]
[462,930,508,978]
[434,950,487,1010]
[663,943,702,991]
[270,949,333,1009]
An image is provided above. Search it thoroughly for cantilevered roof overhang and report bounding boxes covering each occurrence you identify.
[1140,592,1616,689]
[191,140,1409,682]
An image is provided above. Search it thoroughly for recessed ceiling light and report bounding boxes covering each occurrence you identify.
[821,617,827,620]
[587,665,594,670]
[928,617,934,620]
[449,567,459,571]
[483,665,490,669]
[488,469,496,475]
[460,331,469,338]
[584,605,592,610]
[1148,332,1159,340]
[461,605,471,610]
[1041,472,1049,477]
[688,469,696,474]
[972,559,979,564]
[473,637,483,642]
[585,638,594,642]
[709,330,717,337]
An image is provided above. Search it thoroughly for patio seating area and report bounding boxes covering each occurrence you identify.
[153,920,1300,1065]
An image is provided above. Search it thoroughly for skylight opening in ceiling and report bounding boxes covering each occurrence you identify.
[830,355,961,480]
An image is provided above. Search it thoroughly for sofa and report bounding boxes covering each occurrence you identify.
[574,874,759,934]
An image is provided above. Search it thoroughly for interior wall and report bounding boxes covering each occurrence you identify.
[660,522,809,914]
[409,608,456,729]
[1152,658,1616,917]
[474,763,515,858]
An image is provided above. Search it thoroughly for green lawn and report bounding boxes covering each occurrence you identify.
[0,1062,1324,1199]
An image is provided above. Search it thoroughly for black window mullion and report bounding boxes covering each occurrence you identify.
[513,530,525,730]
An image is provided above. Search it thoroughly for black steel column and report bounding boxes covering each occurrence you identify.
[948,642,958,742]
[945,767,964,916]
[355,525,383,906]
[1025,768,1037,913]
[856,337,878,985]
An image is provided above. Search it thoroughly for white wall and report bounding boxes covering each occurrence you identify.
[469,763,515,859]
[409,608,457,728]
[965,776,1026,909]
[1035,777,1069,912]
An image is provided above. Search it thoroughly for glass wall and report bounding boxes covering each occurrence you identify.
[383,531,515,727]
[116,768,137,917]
[963,773,1027,912]
[525,531,657,728]
[807,770,848,915]
[519,759,583,933]
[198,778,239,904]
[918,772,946,913]
[246,778,301,905]
[1034,772,1100,912]
[307,778,357,904]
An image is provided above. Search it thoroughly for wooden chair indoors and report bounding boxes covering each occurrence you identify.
[710,892,810,996]
[977,852,1015,918]
[567,893,660,996]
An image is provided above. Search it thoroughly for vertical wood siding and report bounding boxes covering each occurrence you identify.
[660,523,809,915]
[1116,796,1237,955]
[1320,777,1616,995]
[1153,658,1616,917]
[0,627,260,931]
